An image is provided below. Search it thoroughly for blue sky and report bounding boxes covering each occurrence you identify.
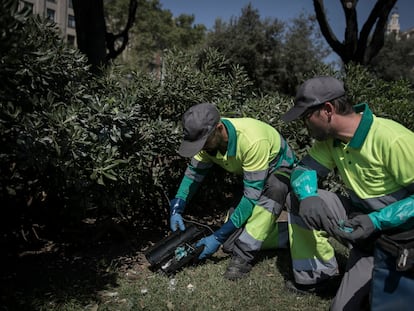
[159,0,414,40]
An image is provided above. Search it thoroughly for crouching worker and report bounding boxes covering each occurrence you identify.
[169,103,296,280]
[281,76,414,310]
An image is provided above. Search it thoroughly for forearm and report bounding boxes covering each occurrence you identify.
[175,174,201,202]
[369,194,414,230]
[290,166,318,200]
[175,160,210,201]
[214,219,237,243]
[229,196,256,227]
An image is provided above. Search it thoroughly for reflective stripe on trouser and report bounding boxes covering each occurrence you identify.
[288,212,338,284]
[232,174,289,262]
[286,190,350,285]
[232,207,289,261]
[222,217,288,254]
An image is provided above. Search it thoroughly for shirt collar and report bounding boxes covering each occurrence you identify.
[221,118,237,157]
[333,103,373,148]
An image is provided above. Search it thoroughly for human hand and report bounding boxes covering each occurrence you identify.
[170,213,185,232]
[299,196,334,231]
[195,234,221,260]
[334,214,375,242]
[170,198,186,232]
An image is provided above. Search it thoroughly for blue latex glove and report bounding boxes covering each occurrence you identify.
[170,198,186,232]
[195,234,221,260]
[170,213,185,232]
[214,219,237,243]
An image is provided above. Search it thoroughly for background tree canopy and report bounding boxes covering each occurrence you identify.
[369,34,414,85]
[105,0,206,72]
[204,5,330,95]
[105,2,332,95]
[70,0,412,91]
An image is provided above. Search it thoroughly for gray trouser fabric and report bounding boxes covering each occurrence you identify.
[222,220,289,255]
[330,247,372,311]
[222,214,242,253]
[287,189,372,310]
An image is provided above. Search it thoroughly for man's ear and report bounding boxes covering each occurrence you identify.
[324,102,334,116]
[323,102,334,123]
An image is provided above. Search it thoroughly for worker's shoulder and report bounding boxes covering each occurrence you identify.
[372,116,414,139]
[223,117,273,129]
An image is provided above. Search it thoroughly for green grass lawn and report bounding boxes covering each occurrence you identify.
[2,236,347,311]
[93,247,341,311]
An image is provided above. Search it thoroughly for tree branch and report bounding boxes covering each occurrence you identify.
[340,0,358,61]
[364,0,397,64]
[105,0,138,61]
[313,0,344,58]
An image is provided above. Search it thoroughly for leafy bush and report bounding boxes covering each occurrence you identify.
[1,2,96,243]
[1,1,413,252]
[343,64,414,131]
[0,3,256,246]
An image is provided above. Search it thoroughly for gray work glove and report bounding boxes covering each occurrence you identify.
[299,196,335,231]
[333,214,376,242]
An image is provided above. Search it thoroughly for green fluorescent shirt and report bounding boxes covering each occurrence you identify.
[176,117,296,227]
[195,118,281,174]
[309,103,414,200]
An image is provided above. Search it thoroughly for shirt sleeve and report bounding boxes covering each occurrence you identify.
[175,155,213,202]
[230,140,270,227]
[384,134,414,190]
[308,140,336,171]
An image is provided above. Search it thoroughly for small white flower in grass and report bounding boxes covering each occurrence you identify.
[168,278,177,291]
[187,283,195,292]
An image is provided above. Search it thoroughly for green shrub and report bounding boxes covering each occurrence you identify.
[1,3,96,240]
[343,64,414,131]
[0,5,256,244]
[1,0,413,250]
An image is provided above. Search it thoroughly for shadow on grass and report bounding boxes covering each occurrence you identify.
[2,252,116,310]
[0,224,167,310]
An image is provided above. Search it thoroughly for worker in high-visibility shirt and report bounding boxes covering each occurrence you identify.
[169,103,296,280]
[281,76,414,310]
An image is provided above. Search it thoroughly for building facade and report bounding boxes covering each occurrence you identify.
[19,0,76,46]
[386,10,414,42]
[386,11,400,36]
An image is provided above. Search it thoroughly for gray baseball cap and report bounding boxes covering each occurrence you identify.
[281,76,345,122]
[178,103,220,157]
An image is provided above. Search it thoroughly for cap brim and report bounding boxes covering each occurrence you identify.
[281,106,307,123]
[178,135,209,157]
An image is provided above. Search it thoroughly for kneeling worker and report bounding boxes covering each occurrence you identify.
[169,103,296,280]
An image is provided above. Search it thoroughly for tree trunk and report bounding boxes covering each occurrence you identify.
[72,0,138,74]
[313,0,397,65]
[72,0,107,74]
